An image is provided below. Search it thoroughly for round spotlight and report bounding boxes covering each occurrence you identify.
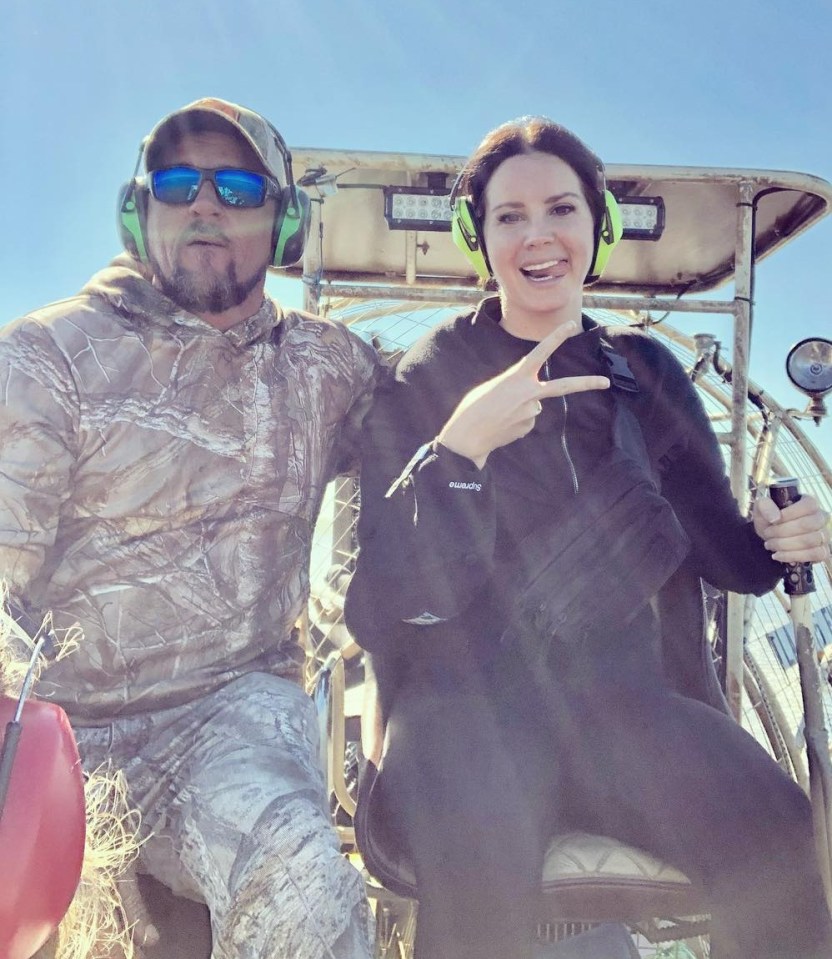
[785,337,832,398]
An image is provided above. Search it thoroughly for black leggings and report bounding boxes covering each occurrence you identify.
[376,667,832,959]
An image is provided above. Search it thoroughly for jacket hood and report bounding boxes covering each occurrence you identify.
[82,252,160,312]
[81,253,282,348]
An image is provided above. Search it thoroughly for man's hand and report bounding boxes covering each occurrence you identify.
[437,322,610,468]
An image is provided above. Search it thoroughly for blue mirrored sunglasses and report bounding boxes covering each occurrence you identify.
[149,166,281,209]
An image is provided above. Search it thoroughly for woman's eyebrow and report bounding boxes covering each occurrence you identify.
[491,191,581,212]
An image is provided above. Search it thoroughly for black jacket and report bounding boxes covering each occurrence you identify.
[345,299,780,710]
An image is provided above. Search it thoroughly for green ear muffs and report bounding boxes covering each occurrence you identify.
[451,195,491,281]
[586,190,623,282]
[272,186,312,268]
[450,188,623,283]
[117,181,149,264]
[117,177,311,268]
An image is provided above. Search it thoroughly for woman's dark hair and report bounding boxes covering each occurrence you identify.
[455,116,607,233]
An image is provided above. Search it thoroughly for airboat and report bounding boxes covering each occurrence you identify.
[2,147,832,959]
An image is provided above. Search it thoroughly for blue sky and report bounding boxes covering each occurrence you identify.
[2,0,831,457]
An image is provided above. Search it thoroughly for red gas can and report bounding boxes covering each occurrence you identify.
[0,697,86,959]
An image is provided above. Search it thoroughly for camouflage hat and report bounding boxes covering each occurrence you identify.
[144,98,288,187]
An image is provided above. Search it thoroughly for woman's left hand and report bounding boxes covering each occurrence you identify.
[753,493,831,564]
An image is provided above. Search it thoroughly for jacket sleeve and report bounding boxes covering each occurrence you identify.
[0,319,79,616]
[344,373,498,649]
[632,335,780,596]
[327,330,388,479]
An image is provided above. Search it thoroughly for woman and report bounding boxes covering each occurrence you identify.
[344,117,832,959]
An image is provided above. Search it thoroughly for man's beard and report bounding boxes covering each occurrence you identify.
[153,257,267,316]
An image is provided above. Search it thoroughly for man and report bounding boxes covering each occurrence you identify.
[0,98,379,958]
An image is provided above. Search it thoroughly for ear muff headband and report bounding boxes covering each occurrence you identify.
[450,187,623,283]
[117,127,311,268]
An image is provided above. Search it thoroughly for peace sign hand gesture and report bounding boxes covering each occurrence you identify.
[437,322,610,469]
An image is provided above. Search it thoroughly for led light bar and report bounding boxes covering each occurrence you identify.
[384,187,452,231]
[617,196,665,240]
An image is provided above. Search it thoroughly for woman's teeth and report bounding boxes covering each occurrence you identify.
[521,259,564,280]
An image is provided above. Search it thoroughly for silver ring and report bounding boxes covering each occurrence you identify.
[533,400,543,415]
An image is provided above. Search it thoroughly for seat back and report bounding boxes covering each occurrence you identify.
[315,655,710,947]
[356,755,707,923]
[0,697,86,959]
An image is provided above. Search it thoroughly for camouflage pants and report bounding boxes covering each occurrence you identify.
[74,672,374,959]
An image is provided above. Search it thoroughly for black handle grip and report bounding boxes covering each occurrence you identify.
[0,720,23,821]
[769,477,815,596]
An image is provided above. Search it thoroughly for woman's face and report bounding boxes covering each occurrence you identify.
[482,150,595,335]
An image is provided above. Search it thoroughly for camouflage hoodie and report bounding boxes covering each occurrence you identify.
[0,256,380,718]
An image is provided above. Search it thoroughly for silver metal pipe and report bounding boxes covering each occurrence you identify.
[724,182,757,719]
[302,199,324,315]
